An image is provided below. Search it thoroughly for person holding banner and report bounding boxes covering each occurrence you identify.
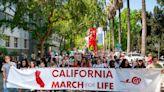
[137,60,146,68]
[93,58,105,68]
[29,61,36,68]
[29,61,37,92]
[1,56,17,92]
[147,56,163,68]
[39,62,46,68]
[109,60,115,68]
[20,59,29,69]
[59,58,69,67]
[19,59,29,92]
[71,60,80,67]
[119,59,131,68]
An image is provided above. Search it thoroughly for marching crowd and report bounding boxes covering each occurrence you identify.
[1,49,163,92]
[12,52,160,69]
[25,50,163,69]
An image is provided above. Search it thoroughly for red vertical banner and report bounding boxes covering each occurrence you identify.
[88,28,97,52]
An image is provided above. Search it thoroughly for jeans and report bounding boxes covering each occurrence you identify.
[3,80,18,92]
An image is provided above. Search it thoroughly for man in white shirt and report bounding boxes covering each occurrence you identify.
[1,56,17,92]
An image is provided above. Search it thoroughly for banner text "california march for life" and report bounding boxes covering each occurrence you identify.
[7,67,163,92]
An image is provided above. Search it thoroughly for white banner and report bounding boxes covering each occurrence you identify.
[7,67,163,92]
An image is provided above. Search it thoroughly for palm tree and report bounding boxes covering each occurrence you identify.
[114,0,123,45]
[127,0,131,53]
[118,0,123,45]
[108,2,116,51]
[141,0,147,55]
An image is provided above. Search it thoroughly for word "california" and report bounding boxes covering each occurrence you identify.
[52,69,113,78]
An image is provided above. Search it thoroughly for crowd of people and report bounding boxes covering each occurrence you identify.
[1,49,164,92]
[14,53,160,69]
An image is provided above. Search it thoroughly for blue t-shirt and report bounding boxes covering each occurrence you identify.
[1,62,16,78]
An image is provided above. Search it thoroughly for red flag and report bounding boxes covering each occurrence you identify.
[88,28,97,52]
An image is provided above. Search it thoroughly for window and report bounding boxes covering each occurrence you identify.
[14,38,18,48]
[24,39,27,48]
[5,36,10,47]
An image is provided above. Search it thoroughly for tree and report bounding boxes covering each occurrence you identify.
[114,0,123,45]
[107,1,116,51]
[0,46,8,55]
[157,0,164,6]
[141,0,147,55]
[0,0,68,57]
[146,4,164,56]
[54,0,107,50]
[118,0,123,45]
[130,10,141,51]
[116,8,141,51]
[0,0,107,55]
[120,8,128,50]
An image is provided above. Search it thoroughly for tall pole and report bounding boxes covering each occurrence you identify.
[118,8,121,44]
[127,0,131,53]
[112,18,115,52]
[108,19,111,51]
[141,0,147,56]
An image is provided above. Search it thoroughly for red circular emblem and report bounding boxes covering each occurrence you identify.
[132,77,141,85]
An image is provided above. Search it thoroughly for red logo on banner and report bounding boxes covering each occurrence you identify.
[35,70,45,88]
[88,28,97,52]
[131,77,141,85]
[120,76,141,85]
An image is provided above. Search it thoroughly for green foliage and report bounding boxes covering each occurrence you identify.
[53,0,107,49]
[118,8,141,51]
[0,47,8,55]
[74,35,86,49]
[146,4,164,55]
[97,44,103,50]
[9,50,18,56]
[0,0,107,44]
[89,46,94,51]
[157,0,164,6]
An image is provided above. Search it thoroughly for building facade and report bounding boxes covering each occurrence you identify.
[0,4,32,59]
[0,27,31,58]
[0,4,61,58]
[45,33,61,53]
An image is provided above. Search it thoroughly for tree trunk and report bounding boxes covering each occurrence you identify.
[73,35,75,49]
[40,41,44,58]
[108,20,111,50]
[118,8,121,45]
[141,0,147,56]
[104,31,106,50]
[131,32,134,51]
[158,33,162,59]
[112,19,115,51]
[138,34,141,52]
[108,32,111,50]
[63,36,66,50]
[127,0,131,53]
[70,33,73,50]
[59,36,63,52]
[37,10,54,58]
